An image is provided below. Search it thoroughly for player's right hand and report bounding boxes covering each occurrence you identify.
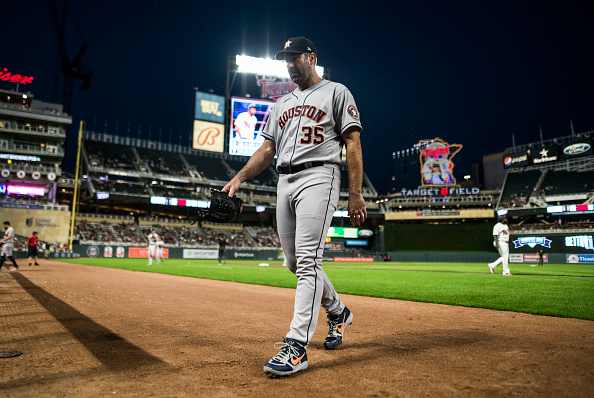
[222,178,241,197]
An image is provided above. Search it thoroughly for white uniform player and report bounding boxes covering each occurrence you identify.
[156,238,164,262]
[0,221,19,271]
[234,105,258,139]
[223,37,367,377]
[488,218,511,275]
[147,230,159,265]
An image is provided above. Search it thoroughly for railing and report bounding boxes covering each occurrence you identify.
[77,213,135,221]
[388,195,496,205]
[3,143,64,155]
[514,227,593,234]
[0,123,67,138]
[5,163,62,175]
[503,130,593,155]
[0,102,71,119]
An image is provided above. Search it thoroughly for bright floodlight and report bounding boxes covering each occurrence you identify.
[235,55,324,79]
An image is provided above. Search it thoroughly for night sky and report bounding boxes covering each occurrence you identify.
[3,0,593,192]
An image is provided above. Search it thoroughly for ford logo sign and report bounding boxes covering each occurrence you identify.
[563,143,591,156]
[359,229,373,237]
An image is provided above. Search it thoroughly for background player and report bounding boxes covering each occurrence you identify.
[223,36,366,377]
[0,221,19,271]
[27,231,40,266]
[217,234,227,265]
[488,217,512,275]
[234,104,258,139]
[156,236,165,263]
[147,229,159,265]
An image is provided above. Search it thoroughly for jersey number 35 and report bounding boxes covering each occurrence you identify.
[300,126,324,145]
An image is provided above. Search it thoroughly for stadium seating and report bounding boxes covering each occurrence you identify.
[226,158,276,187]
[539,170,594,196]
[75,219,145,244]
[86,141,136,170]
[150,184,200,199]
[140,224,253,247]
[499,170,541,207]
[94,179,150,197]
[245,226,281,248]
[184,154,230,181]
[137,148,188,177]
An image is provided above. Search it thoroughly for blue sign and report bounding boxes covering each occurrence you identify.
[345,239,368,247]
[513,236,552,249]
[566,254,594,263]
[194,92,225,123]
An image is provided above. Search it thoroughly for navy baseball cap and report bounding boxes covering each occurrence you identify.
[275,37,317,60]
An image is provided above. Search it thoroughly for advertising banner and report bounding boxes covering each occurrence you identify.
[333,257,375,262]
[509,253,549,263]
[510,233,594,254]
[2,208,71,243]
[561,140,593,159]
[183,249,218,259]
[192,120,225,153]
[194,92,225,123]
[418,138,462,186]
[566,254,594,263]
[129,247,170,258]
[531,145,559,165]
[385,209,494,220]
[503,151,529,168]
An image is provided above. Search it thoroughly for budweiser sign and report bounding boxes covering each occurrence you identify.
[0,68,35,84]
[257,75,297,100]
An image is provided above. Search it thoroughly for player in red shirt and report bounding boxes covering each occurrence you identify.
[27,231,40,267]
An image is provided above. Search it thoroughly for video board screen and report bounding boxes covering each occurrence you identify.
[509,233,594,255]
[7,185,45,196]
[229,97,274,157]
[327,227,359,238]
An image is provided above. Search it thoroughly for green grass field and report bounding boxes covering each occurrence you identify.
[57,258,594,321]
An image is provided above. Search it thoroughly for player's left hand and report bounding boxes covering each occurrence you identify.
[348,194,367,227]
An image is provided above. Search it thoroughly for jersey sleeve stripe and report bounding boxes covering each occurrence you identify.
[340,121,363,135]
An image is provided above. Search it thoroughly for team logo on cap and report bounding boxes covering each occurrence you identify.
[347,105,359,120]
[284,40,292,49]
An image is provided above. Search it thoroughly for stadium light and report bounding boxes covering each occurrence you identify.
[235,55,324,79]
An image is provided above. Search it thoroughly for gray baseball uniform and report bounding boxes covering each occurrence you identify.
[262,79,362,346]
[1,226,15,257]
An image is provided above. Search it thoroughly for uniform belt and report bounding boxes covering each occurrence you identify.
[276,161,325,174]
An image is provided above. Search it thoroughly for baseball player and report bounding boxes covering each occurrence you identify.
[223,36,366,377]
[0,221,19,271]
[234,104,258,139]
[156,237,165,263]
[27,231,40,266]
[488,217,512,275]
[147,229,159,265]
[217,235,227,265]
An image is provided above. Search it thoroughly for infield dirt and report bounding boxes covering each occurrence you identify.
[1,261,593,397]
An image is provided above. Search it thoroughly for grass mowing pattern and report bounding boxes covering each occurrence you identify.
[56,258,594,321]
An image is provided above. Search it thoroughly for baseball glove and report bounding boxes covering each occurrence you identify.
[192,189,243,225]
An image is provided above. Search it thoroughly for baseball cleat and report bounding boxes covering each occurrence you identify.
[503,272,512,276]
[488,263,495,274]
[263,338,308,377]
[324,306,353,350]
